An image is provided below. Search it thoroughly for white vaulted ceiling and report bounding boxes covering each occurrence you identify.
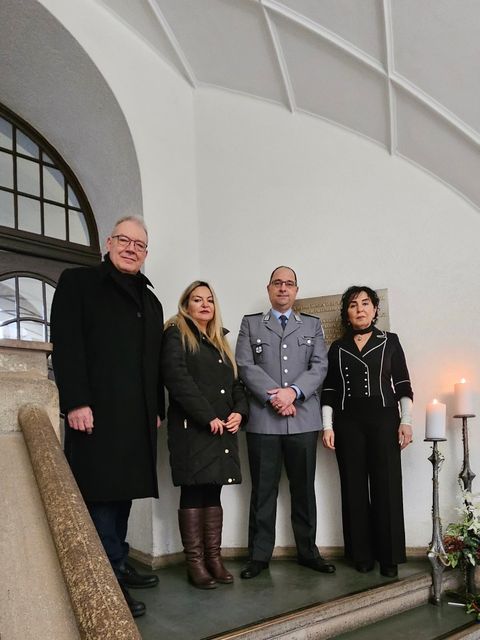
[97,0,480,209]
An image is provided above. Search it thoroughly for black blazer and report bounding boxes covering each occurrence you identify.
[321,327,413,411]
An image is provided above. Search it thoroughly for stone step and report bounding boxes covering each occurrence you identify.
[334,601,478,640]
[212,569,463,640]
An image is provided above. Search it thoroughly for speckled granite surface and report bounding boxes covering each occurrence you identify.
[0,431,80,640]
[19,404,141,640]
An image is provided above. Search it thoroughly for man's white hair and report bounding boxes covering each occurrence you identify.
[111,215,148,241]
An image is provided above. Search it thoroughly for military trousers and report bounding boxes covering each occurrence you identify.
[246,430,320,562]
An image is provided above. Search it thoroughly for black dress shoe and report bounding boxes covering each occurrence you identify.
[119,583,146,618]
[117,562,159,589]
[298,556,336,574]
[380,563,398,578]
[240,560,269,579]
[355,561,374,573]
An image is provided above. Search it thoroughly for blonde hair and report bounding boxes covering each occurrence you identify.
[165,281,237,376]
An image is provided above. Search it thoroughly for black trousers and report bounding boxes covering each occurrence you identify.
[86,500,132,572]
[334,403,406,565]
[246,431,320,562]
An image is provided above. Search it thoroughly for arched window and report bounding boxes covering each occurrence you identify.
[0,103,100,343]
[0,273,55,341]
[0,102,99,265]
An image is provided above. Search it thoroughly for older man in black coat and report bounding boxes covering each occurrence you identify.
[50,215,164,618]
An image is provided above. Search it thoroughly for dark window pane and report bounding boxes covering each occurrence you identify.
[0,190,14,227]
[16,130,39,159]
[45,283,54,320]
[43,166,65,203]
[18,277,43,319]
[0,150,13,189]
[0,277,16,324]
[18,196,41,234]
[44,202,66,239]
[69,209,89,245]
[0,322,18,340]
[67,184,80,208]
[0,118,13,150]
[20,320,46,341]
[42,151,55,165]
[17,157,40,196]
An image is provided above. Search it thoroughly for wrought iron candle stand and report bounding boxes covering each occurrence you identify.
[425,437,448,605]
[454,414,476,493]
[454,413,477,596]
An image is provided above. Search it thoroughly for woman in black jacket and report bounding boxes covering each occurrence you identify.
[321,286,413,578]
[161,281,248,589]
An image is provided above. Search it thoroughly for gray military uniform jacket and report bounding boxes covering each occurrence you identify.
[235,310,328,435]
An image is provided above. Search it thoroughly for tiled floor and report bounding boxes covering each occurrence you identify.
[130,557,476,639]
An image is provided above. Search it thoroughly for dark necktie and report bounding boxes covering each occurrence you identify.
[279,315,287,331]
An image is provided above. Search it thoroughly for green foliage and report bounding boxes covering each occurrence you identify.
[443,490,480,570]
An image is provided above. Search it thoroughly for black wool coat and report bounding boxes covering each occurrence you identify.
[160,323,248,486]
[50,255,164,502]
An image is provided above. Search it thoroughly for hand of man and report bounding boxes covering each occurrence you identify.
[398,423,413,449]
[268,387,296,412]
[224,412,242,433]
[322,429,335,450]
[67,406,94,434]
[210,418,224,435]
[156,415,162,429]
[278,404,296,417]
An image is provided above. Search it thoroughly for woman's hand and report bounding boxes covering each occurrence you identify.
[210,418,224,435]
[322,429,335,450]
[224,412,242,433]
[398,423,413,449]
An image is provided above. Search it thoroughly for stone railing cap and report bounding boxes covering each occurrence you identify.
[0,339,52,354]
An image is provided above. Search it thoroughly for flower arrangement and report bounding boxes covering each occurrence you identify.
[444,490,480,571]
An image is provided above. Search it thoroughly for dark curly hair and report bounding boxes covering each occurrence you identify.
[340,286,379,330]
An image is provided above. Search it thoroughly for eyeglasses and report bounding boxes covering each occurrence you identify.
[269,279,297,288]
[112,235,148,253]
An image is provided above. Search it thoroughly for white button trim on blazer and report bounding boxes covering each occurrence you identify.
[335,334,394,409]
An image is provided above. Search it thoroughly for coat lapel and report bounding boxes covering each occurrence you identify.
[283,311,302,338]
[262,311,283,338]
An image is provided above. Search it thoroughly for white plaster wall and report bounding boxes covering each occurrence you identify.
[194,89,480,550]
[33,0,480,559]
[36,0,199,557]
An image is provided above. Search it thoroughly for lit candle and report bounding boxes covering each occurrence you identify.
[454,379,474,416]
[426,399,446,439]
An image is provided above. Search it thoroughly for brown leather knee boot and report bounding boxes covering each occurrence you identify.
[204,506,234,584]
[178,508,217,589]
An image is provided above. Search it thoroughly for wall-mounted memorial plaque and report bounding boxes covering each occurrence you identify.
[295,289,390,346]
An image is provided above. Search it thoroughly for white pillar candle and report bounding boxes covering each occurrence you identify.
[454,379,474,416]
[426,399,446,439]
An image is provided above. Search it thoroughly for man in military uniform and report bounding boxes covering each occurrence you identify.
[235,266,335,579]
